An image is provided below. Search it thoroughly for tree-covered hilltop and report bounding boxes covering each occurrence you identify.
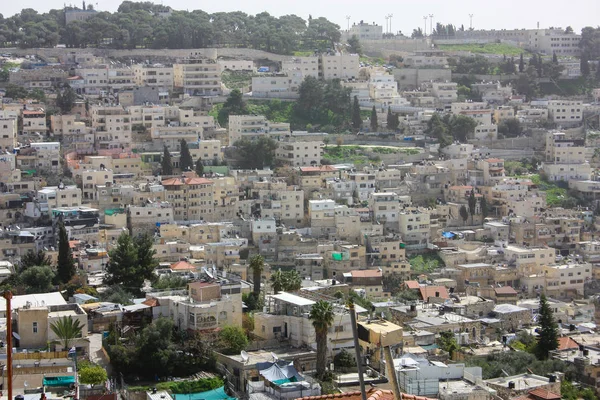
[0,1,341,53]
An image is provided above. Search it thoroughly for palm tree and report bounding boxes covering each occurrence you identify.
[50,316,84,351]
[282,270,302,292]
[309,300,335,378]
[249,255,264,295]
[270,269,284,294]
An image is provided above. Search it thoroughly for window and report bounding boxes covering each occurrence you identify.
[33,322,38,333]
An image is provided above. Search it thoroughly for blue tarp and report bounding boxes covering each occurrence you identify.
[43,376,75,387]
[173,387,234,400]
[442,231,455,239]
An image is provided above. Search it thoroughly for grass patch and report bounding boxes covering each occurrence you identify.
[221,70,253,91]
[523,174,578,208]
[293,51,314,57]
[437,43,526,56]
[323,145,371,165]
[539,77,591,96]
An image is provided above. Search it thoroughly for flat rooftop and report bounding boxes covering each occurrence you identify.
[485,373,550,390]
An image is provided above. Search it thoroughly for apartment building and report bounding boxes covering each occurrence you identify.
[398,208,430,249]
[151,281,242,331]
[320,53,360,80]
[281,57,320,79]
[22,109,47,133]
[545,132,586,163]
[173,58,222,96]
[347,21,383,40]
[128,203,174,237]
[80,168,114,201]
[133,64,174,89]
[527,28,581,56]
[369,192,401,228]
[548,100,583,124]
[91,105,132,149]
[251,72,303,99]
[309,199,336,238]
[348,172,376,201]
[0,117,16,151]
[254,181,305,226]
[431,82,458,104]
[276,139,323,167]
[161,176,215,223]
[107,67,135,91]
[493,106,515,123]
[75,66,108,95]
[227,115,290,145]
[217,59,255,72]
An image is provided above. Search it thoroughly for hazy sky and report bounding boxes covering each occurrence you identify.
[3,0,599,35]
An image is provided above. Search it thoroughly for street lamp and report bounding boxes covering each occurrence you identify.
[384,15,389,34]
[423,16,427,36]
[387,14,394,36]
[429,14,434,36]
[469,14,474,30]
[346,15,351,31]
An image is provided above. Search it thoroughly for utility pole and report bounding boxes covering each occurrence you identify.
[387,14,393,36]
[4,291,12,400]
[429,14,434,36]
[346,15,351,31]
[349,301,367,400]
[469,14,474,30]
[423,16,427,36]
[384,16,389,34]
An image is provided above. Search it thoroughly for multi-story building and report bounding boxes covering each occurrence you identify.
[398,208,430,249]
[281,57,320,79]
[276,139,323,167]
[548,100,583,124]
[431,82,458,104]
[22,109,47,133]
[527,28,581,56]
[251,72,303,99]
[161,176,215,223]
[346,21,383,41]
[309,199,336,238]
[173,58,222,96]
[91,105,132,149]
[133,64,174,89]
[320,53,360,80]
[227,115,290,145]
[128,203,174,237]
[0,117,17,151]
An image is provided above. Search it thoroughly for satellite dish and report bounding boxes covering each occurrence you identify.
[241,350,249,363]
[271,352,278,362]
[12,332,21,340]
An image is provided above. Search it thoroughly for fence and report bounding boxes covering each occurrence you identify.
[13,351,69,360]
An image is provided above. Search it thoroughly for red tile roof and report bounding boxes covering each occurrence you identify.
[350,269,383,278]
[405,280,420,290]
[142,298,159,307]
[170,260,196,271]
[485,158,504,163]
[297,388,435,400]
[419,286,449,301]
[162,177,213,186]
[557,336,579,351]
[495,286,518,295]
[527,388,561,400]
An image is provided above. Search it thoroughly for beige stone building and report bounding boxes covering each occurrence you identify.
[161,176,215,223]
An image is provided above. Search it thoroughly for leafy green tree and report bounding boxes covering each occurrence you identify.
[218,325,248,355]
[370,106,378,131]
[57,86,77,114]
[498,118,523,138]
[105,233,157,296]
[347,34,362,55]
[195,157,204,177]
[250,254,264,295]
[333,349,356,369]
[79,364,108,385]
[581,54,591,77]
[218,89,247,126]
[21,266,55,293]
[449,115,478,142]
[179,139,193,171]
[438,331,460,358]
[50,315,84,350]
[536,294,559,360]
[233,137,278,169]
[411,28,424,38]
[161,145,173,175]
[20,249,52,270]
[351,96,362,131]
[135,317,177,375]
[309,300,334,378]
[57,220,76,284]
[459,205,469,224]
[100,285,134,305]
[468,189,477,225]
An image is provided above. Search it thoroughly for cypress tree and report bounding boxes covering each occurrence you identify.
[351,96,362,131]
[370,106,378,131]
[179,139,193,171]
[161,145,173,175]
[195,157,204,177]
[57,221,76,284]
[519,53,525,73]
[386,107,393,130]
[536,293,559,360]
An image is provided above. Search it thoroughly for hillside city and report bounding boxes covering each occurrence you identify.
[1,2,600,400]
